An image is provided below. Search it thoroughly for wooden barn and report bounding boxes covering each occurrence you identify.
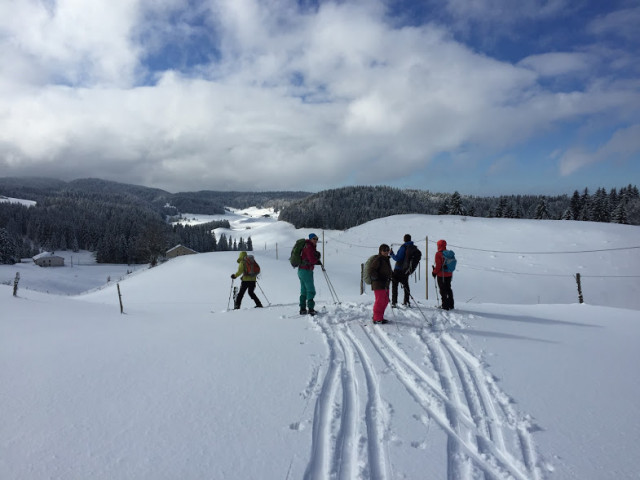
[166,245,197,259]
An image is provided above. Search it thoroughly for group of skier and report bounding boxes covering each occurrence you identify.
[229,232,455,323]
[367,234,455,323]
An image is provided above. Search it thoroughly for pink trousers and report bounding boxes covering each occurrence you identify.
[373,289,390,321]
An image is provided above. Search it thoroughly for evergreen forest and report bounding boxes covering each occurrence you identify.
[278,185,640,229]
[1,178,638,265]
[0,178,306,265]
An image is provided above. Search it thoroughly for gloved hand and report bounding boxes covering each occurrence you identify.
[432,272,436,279]
[231,274,236,279]
[316,260,322,266]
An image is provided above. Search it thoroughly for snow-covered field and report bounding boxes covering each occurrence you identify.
[1,209,639,480]
[0,250,142,296]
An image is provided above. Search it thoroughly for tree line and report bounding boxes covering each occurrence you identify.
[0,195,241,265]
[1,178,638,265]
[0,179,289,265]
[278,185,640,229]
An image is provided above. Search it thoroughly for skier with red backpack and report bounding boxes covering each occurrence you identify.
[230,251,263,309]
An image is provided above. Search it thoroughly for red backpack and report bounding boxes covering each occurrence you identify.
[244,255,260,276]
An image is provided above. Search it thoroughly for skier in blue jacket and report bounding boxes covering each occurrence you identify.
[390,234,413,307]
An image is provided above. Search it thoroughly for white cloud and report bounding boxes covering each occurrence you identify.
[518,52,592,77]
[445,0,569,23]
[0,0,638,192]
[0,0,141,87]
[559,124,640,176]
[587,6,640,42]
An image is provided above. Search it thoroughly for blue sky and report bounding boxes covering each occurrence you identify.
[0,0,638,195]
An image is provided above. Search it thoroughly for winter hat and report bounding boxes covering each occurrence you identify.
[309,233,318,240]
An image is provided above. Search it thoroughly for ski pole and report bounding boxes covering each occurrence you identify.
[321,266,341,304]
[432,265,441,308]
[227,278,235,310]
[256,281,271,306]
[408,291,432,326]
[388,291,400,331]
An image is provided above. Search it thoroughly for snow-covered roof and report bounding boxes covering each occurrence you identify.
[166,244,196,254]
[33,252,64,260]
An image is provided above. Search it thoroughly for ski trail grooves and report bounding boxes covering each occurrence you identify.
[343,325,390,480]
[369,308,541,479]
[304,311,392,480]
[303,319,341,480]
[441,331,542,480]
[427,311,542,480]
[302,304,543,480]
[334,331,358,479]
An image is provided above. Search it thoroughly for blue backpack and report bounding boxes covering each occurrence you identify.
[442,250,457,272]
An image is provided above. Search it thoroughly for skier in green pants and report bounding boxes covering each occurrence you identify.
[298,233,322,315]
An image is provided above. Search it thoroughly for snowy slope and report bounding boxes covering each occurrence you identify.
[1,211,639,480]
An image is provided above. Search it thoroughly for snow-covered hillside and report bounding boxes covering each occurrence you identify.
[0,195,36,207]
[1,211,639,479]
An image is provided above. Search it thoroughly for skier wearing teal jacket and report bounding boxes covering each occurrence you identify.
[298,233,322,315]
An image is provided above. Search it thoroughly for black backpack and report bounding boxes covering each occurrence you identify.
[402,244,422,275]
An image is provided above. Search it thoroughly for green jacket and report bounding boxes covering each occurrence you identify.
[233,251,258,281]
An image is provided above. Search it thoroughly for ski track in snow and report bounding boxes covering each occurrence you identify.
[301,302,544,480]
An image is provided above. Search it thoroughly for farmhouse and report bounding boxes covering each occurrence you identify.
[33,252,65,267]
[166,245,197,259]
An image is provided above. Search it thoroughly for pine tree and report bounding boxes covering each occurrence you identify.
[448,192,466,216]
[534,198,550,219]
[611,203,628,224]
[0,228,17,264]
[438,198,450,215]
[579,188,591,221]
[591,188,610,222]
[569,190,581,220]
[495,197,508,218]
[218,234,229,251]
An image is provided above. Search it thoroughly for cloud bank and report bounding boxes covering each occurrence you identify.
[0,0,638,193]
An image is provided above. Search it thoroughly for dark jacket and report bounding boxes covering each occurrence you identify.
[299,239,321,271]
[369,254,393,290]
[433,239,453,278]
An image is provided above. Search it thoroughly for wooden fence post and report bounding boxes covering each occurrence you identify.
[360,263,364,295]
[575,273,584,304]
[13,272,20,297]
[117,283,124,313]
[425,236,429,300]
